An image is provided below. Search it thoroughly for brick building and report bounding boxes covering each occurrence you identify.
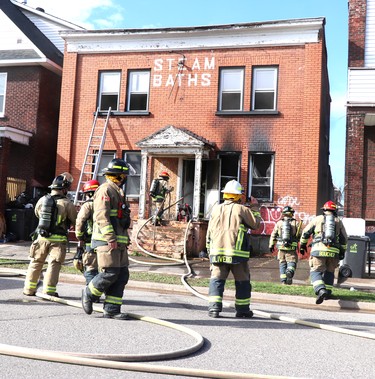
[0,0,83,220]
[346,0,375,231]
[57,18,334,250]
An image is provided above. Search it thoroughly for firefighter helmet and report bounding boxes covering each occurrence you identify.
[49,173,73,190]
[102,159,129,175]
[221,180,243,194]
[83,179,100,193]
[282,206,295,215]
[321,200,337,211]
[159,171,170,180]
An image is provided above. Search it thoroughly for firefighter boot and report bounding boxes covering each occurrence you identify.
[285,269,294,285]
[316,288,328,305]
[235,310,254,318]
[81,287,93,315]
[103,311,130,320]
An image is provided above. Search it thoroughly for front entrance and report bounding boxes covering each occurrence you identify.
[182,159,220,219]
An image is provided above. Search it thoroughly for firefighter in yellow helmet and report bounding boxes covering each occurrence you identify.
[74,179,100,284]
[23,173,77,296]
[269,206,303,285]
[300,201,347,304]
[81,159,131,320]
[206,180,261,318]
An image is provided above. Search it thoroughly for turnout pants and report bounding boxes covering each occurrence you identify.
[86,244,129,314]
[23,239,67,295]
[208,261,251,313]
[310,256,339,295]
[278,250,298,283]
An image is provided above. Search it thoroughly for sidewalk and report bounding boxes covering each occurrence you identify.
[1,240,374,312]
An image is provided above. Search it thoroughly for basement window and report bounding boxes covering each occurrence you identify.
[249,152,274,201]
[98,71,120,111]
[127,70,150,112]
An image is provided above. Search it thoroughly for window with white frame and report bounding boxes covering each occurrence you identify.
[98,71,120,111]
[249,153,274,201]
[252,67,278,111]
[219,68,244,111]
[127,70,150,111]
[0,73,7,117]
[123,151,141,197]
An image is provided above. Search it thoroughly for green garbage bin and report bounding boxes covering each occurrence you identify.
[5,208,38,241]
[340,236,370,278]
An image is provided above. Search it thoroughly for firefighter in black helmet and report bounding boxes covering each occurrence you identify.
[269,206,302,285]
[149,171,173,225]
[81,158,132,319]
[300,201,347,304]
[23,173,77,296]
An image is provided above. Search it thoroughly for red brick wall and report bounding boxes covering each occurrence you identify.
[348,0,367,67]
[0,66,61,210]
[57,40,328,220]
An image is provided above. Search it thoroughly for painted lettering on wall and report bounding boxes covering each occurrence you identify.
[251,194,315,235]
[152,57,215,87]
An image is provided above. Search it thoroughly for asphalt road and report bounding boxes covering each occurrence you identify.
[1,276,375,379]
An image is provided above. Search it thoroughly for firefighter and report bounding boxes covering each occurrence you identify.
[74,179,100,284]
[23,173,77,296]
[206,180,261,318]
[150,171,173,225]
[300,200,347,304]
[81,158,131,320]
[269,206,302,285]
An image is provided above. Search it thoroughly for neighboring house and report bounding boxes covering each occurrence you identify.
[0,0,83,216]
[56,17,333,250]
[346,0,375,231]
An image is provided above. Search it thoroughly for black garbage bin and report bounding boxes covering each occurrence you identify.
[339,236,370,278]
[5,208,38,241]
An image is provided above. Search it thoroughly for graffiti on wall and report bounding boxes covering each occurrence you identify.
[251,194,316,235]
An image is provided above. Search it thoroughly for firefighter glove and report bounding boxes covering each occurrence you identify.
[73,246,84,273]
[269,246,275,253]
[299,244,307,255]
[339,248,346,260]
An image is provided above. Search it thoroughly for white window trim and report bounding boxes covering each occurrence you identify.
[219,68,244,111]
[0,73,8,117]
[127,70,150,112]
[98,71,120,111]
[251,67,278,111]
[123,151,141,198]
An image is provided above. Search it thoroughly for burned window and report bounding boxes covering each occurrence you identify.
[249,153,274,201]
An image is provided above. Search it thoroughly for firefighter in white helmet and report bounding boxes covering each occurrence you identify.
[23,173,77,296]
[300,200,347,304]
[206,180,261,318]
[74,179,100,284]
[269,206,303,285]
[81,158,131,320]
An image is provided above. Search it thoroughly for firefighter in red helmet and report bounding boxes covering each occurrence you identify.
[149,171,173,225]
[300,201,347,304]
[74,179,100,284]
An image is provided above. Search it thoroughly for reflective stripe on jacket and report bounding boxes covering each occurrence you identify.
[206,200,261,264]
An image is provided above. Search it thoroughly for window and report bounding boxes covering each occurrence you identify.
[219,68,244,111]
[127,70,150,111]
[252,67,278,111]
[0,73,7,117]
[98,71,120,111]
[249,153,274,201]
[96,151,116,185]
[123,151,141,197]
[218,152,241,190]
